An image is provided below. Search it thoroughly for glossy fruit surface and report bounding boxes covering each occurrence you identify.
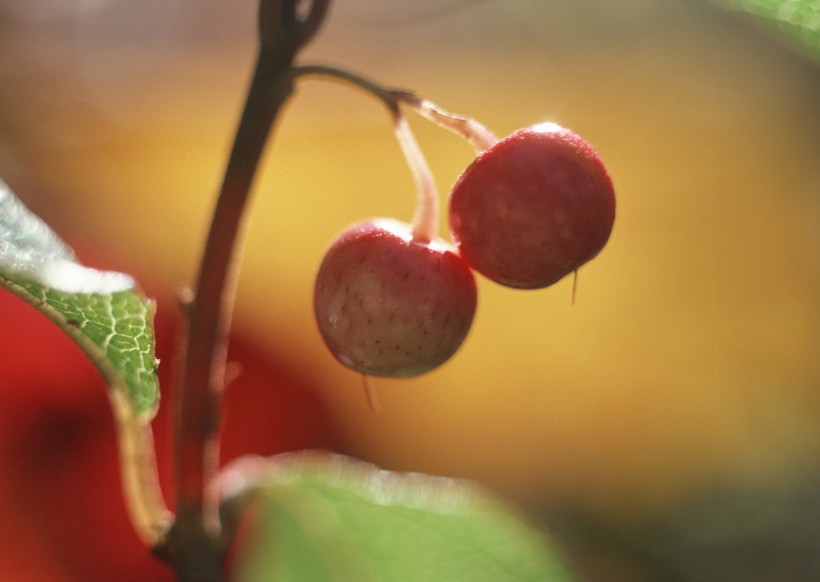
[449,123,615,289]
[314,219,477,377]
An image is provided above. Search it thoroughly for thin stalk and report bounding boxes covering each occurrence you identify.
[170,49,295,578]
[289,64,439,241]
[397,94,498,153]
[291,63,499,152]
[165,8,334,574]
[290,63,404,111]
[158,1,330,579]
[177,46,291,520]
[110,392,173,548]
[392,113,438,242]
[290,63,504,241]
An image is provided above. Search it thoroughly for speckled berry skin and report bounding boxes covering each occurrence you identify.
[449,123,616,289]
[314,219,477,377]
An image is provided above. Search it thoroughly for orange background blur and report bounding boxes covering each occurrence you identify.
[1,1,819,580]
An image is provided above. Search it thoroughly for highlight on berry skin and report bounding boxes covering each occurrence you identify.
[448,123,616,290]
[313,219,477,378]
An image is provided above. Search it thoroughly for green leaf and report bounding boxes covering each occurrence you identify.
[224,453,575,582]
[0,179,159,418]
[717,0,820,61]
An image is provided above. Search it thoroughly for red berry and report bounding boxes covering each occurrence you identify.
[448,123,615,289]
[314,219,477,377]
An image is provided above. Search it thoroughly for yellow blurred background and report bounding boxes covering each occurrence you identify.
[2,0,819,579]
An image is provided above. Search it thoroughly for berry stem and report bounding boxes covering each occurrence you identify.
[290,64,439,242]
[290,63,407,111]
[393,112,439,243]
[395,94,499,153]
[290,64,499,153]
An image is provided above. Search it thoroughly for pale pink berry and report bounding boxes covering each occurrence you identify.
[314,219,477,377]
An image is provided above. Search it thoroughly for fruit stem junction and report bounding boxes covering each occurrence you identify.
[397,94,499,153]
[290,63,499,242]
[290,64,499,153]
[290,64,438,241]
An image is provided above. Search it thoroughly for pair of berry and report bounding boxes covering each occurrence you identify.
[314,122,615,378]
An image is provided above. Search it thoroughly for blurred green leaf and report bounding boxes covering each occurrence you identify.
[0,179,159,418]
[718,0,820,61]
[225,453,575,582]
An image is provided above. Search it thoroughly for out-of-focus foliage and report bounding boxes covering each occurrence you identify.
[227,453,575,582]
[718,0,820,61]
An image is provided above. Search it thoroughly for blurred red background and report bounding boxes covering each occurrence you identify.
[0,251,342,580]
